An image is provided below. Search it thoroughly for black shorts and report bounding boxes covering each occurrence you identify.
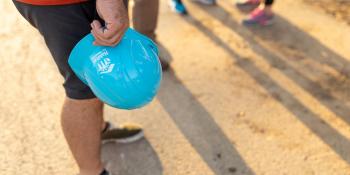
[13,0,128,99]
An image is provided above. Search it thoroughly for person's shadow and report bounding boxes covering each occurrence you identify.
[185,0,350,165]
[156,44,255,175]
[101,139,163,175]
[98,42,172,175]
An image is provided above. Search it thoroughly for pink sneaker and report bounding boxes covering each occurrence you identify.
[236,0,261,6]
[243,7,274,26]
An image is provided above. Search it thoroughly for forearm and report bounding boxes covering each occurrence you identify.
[96,0,128,22]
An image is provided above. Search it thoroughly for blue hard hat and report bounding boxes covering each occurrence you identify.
[68,28,162,110]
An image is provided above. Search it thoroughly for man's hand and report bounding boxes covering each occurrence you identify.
[91,0,129,46]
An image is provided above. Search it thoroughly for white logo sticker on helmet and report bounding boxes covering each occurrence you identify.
[91,49,115,75]
[97,58,115,74]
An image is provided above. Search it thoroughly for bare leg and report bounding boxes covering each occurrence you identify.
[132,0,159,40]
[61,97,104,175]
[264,0,274,6]
[132,0,170,70]
[261,0,274,14]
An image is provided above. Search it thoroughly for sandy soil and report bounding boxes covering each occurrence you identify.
[304,0,350,24]
[1,0,350,175]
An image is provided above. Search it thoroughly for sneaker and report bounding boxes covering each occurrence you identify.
[169,0,188,15]
[193,0,216,5]
[242,7,274,26]
[101,122,144,144]
[236,0,260,6]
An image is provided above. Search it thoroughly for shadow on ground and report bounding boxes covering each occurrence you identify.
[101,139,163,175]
[157,44,255,175]
[184,1,350,164]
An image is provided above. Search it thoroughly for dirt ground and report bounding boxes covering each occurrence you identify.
[1,0,350,175]
[304,0,350,24]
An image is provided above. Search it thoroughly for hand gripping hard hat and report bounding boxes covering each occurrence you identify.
[68,28,162,110]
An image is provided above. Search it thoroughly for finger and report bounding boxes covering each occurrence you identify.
[94,34,122,46]
[93,38,113,46]
[92,19,128,41]
[91,20,103,30]
[91,20,110,40]
[93,22,112,40]
[91,29,111,46]
[108,34,124,46]
[92,26,125,46]
[91,20,128,46]
[91,28,105,43]
[101,22,121,39]
[106,28,124,44]
[91,27,115,46]
[102,23,128,42]
[93,40,109,46]
[100,29,125,46]
[91,21,108,42]
[92,35,111,46]
[93,34,123,47]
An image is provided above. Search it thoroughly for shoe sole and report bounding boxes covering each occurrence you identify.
[243,18,274,26]
[262,20,274,26]
[236,2,260,6]
[102,130,145,144]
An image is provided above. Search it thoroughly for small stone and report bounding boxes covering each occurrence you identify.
[228,167,237,173]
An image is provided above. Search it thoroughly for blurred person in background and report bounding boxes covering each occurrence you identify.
[236,0,275,26]
[169,0,216,15]
[133,0,169,70]
[169,0,187,15]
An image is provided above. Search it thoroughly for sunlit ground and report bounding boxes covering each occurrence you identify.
[1,0,350,174]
